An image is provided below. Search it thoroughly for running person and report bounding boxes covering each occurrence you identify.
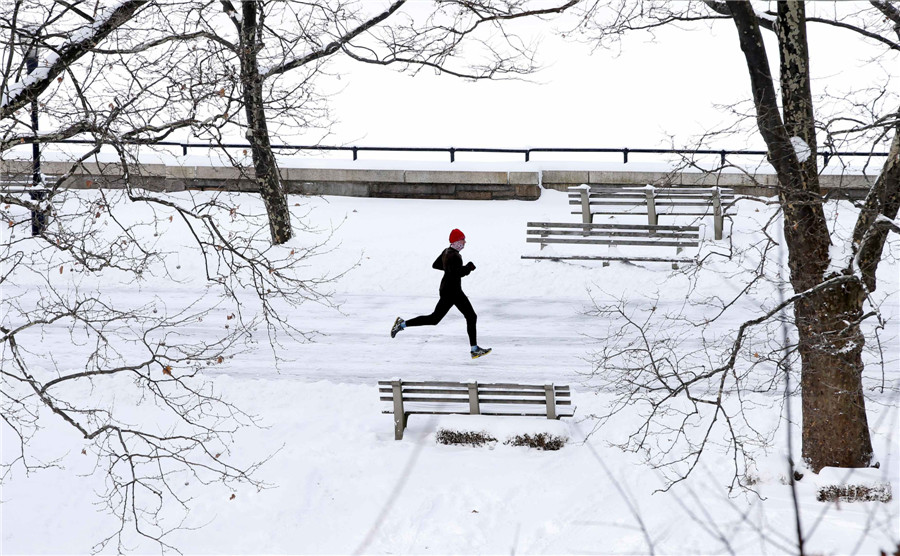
[391,228,491,359]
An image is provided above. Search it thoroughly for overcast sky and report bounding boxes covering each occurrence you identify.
[320,4,895,163]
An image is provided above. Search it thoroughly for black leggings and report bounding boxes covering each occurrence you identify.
[405,291,477,346]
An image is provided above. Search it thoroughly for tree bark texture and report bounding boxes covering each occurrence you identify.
[795,280,874,470]
[240,1,292,245]
[776,2,819,192]
[727,1,874,472]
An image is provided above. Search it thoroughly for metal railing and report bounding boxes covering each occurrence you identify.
[30,139,891,166]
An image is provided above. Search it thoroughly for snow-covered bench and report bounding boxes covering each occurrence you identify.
[379,379,575,440]
[522,221,699,268]
[568,185,735,240]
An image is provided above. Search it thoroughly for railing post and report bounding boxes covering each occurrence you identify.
[391,378,406,440]
[182,144,188,156]
[467,380,480,415]
[645,187,657,228]
[712,187,723,241]
[352,147,358,161]
[449,148,455,163]
[720,150,727,166]
[544,383,557,420]
[623,148,629,164]
[525,150,530,162]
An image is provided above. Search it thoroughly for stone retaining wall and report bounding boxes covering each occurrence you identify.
[0,159,877,200]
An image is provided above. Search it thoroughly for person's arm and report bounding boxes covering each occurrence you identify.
[444,249,474,277]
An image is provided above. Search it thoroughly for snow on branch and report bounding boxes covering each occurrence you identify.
[874,213,900,233]
[0,0,149,118]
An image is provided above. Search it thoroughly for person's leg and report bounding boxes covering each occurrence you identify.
[404,295,453,328]
[453,292,478,347]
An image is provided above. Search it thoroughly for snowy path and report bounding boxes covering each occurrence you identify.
[227,293,600,386]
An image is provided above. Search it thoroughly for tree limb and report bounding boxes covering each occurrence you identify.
[0,0,150,118]
[262,0,408,79]
[871,0,900,40]
[851,114,900,290]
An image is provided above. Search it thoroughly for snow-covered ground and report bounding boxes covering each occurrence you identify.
[2,188,898,554]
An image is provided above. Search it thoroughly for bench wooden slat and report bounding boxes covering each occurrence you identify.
[378,387,570,397]
[569,192,736,199]
[381,396,467,403]
[572,210,727,217]
[529,235,700,244]
[382,407,576,417]
[527,221,699,231]
[570,200,734,208]
[377,380,569,391]
[573,212,721,217]
[379,387,465,395]
[570,196,737,202]
[528,229,698,239]
[476,389,569,397]
[522,255,697,263]
[570,206,736,215]
[380,396,573,405]
[568,186,734,194]
[568,204,736,213]
[473,398,572,405]
[526,237,699,248]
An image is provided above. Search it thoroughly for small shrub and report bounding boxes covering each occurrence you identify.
[504,433,567,451]
[435,429,497,447]
[817,483,893,503]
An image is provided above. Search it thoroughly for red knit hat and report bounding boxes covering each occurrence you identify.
[449,228,465,243]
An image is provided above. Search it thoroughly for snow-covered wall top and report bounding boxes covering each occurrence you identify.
[0,150,879,199]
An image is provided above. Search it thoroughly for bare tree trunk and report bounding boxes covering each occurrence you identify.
[239,0,292,245]
[728,1,874,472]
[795,281,874,470]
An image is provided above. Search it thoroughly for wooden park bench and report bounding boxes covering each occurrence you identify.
[379,379,575,440]
[569,185,735,240]
[521,221,700,268]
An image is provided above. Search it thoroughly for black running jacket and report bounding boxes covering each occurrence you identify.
[432,247,473,295]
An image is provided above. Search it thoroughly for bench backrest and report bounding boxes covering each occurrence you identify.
[568,185,734,240]
[568,185,735,198]
[378,379,572,419]
[569,186,735,208]
[527,221,700,233]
